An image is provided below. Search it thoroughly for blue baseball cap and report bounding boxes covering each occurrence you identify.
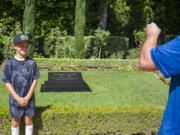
[13,33,30,44]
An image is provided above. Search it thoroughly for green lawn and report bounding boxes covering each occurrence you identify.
[0,71,169,106]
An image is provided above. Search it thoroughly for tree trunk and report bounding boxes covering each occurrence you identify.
[23,0,35,58]
[98,0,108,59]
[99,0,108,30]
[98,46,102,59]
[74,0,86,58]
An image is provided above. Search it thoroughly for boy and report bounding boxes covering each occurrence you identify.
[140,23,180,134]
[1,33,40,135]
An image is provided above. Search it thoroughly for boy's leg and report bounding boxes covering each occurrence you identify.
[24,116,32,125]
[11,118,20,135]
[24,116,33,135]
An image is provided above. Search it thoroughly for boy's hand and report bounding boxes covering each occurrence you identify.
[23,97,29,106]
[146,22,161,40]
[17,97,25,106]
[24,96,30,102]
[17,97,28,107]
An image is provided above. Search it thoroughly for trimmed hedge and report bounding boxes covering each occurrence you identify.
[33,58,139,71]
[0,59,139,71]
[0,105,164,135]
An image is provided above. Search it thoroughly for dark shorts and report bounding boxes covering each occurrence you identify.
[9,104,35,119]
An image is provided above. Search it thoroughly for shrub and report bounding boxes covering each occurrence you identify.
[126,48,141,59]
[94,28,111,59]
[133,29,146,48]
[31,58,139,71]
[0,105,164,135]
[0,22,22,61]
[103,36,129,59]
[109,51,125,59]
[42,35,129,59]
[43,27,74,58]
[44,35,92,58]
[0,34,129,61]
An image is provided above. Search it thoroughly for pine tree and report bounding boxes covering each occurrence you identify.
[74,0,86,58]
[23,0,35,57]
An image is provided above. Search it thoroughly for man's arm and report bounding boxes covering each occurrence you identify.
[24,80,37,103]
[139,23,161,71]
[5,83,26,106]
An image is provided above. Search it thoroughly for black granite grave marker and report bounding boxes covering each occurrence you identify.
[40,72,91,92]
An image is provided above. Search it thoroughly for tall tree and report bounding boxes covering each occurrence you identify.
[23,0,35,57]
[99,0,108,30]
[74,0,86,58]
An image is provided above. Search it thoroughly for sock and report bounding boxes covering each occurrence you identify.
[11,126,19,135]
[25,124,33,135]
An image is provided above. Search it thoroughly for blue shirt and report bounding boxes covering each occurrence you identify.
[1,57,40,107]
[151,35,180,135]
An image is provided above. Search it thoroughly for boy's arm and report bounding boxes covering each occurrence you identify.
[24,80,38,102]
[5,83,26,106]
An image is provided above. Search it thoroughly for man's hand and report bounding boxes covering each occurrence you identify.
[146,23,161,40]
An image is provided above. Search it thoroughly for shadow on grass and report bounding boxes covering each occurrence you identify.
[19,105,50,134]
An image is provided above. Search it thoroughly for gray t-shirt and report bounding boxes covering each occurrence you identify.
[1,57,40,107]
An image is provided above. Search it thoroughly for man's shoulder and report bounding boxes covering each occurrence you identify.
[176,35,180,40]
